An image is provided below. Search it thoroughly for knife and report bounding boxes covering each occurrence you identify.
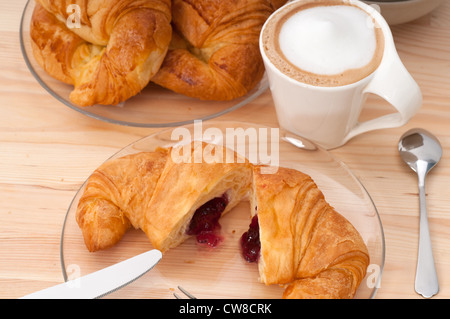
[21,249,162,299]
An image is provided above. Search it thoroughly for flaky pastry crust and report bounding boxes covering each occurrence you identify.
[76,148,169,251]
[30,0,172,106]
[151,0,287,100]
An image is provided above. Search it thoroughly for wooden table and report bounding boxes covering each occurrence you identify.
[1,0,449,299]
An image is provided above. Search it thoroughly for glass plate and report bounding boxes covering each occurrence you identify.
[60,121,385,299]
[20,0,269,127]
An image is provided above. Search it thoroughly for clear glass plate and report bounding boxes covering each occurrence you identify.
[60,121,385,299]
[20,0,269,127]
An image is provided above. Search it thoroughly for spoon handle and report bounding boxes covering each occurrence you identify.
[415,181,439,298]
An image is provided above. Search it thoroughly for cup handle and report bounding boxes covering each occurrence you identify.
[344,48,422,143]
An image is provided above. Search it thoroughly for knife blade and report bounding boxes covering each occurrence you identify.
[21,249,162,299]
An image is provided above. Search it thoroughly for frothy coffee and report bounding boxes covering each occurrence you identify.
[262,0,385,87]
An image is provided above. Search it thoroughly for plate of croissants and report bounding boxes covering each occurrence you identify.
[20,0,291,127]
[60,121,385,299]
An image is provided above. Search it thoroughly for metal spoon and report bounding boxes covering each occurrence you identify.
[399,128,442,298]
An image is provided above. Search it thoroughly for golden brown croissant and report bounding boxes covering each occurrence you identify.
[151,0,287,100]
[76,142,252,252]
[243,166,370,299]
[30,0,172,106]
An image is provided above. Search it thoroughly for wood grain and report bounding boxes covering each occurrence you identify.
[1,0,449,299]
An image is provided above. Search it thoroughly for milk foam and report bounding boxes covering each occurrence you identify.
[279,5,377,75]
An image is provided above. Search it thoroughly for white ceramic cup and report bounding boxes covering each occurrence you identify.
[260,0,422,149]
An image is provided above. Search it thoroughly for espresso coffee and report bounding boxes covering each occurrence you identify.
[262,0,385,87]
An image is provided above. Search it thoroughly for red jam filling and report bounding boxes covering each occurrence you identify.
[187,195,228,247]
[240,215,260,263]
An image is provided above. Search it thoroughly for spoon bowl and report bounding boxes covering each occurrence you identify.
[398,128,442,298]
[399,128,442,174]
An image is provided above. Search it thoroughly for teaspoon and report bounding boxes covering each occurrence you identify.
[398,128,442,298]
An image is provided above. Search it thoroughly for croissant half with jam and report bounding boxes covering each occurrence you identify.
[76,142,252,252]
[75,142,369,298]
[246,165,369,299]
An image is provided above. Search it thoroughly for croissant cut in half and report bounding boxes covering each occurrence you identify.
[76,142,252,252]
[76,142,369,299]
[249,166,369,299]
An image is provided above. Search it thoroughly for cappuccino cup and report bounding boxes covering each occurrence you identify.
[260,0,422,149]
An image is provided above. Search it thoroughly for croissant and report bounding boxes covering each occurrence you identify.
[151,0,287,100]
[75,142,369,298]
[76,142,252,252]
[30,0,172,106]
[244,166,370,299]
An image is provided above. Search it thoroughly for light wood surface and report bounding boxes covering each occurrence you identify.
[1,0,449,299]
